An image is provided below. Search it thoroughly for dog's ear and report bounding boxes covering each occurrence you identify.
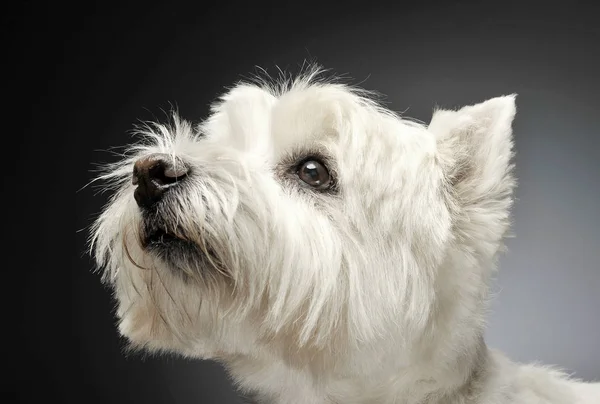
[429,95,517,251]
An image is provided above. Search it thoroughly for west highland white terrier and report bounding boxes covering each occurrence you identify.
[90,66,600,403]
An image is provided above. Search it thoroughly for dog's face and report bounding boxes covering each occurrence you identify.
[91,70,516,372]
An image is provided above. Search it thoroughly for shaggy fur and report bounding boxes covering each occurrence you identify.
[90,66,600,403]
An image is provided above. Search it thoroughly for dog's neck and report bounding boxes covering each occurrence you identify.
[356,335,493,404]
[424,335,493,404]
[225,334,504,404]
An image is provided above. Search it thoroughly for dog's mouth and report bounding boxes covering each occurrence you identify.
[141,227,199,253]
[143,228,185,248]
[140,225,224,271]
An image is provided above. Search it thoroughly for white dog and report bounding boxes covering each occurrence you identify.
[90,66,599,403]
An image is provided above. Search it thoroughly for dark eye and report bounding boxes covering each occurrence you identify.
[297,160,331,189]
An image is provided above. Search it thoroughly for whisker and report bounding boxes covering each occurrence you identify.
[153,264,195,326]
[122,227,150,271]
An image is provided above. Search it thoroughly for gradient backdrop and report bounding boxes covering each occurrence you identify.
[16,0,600,403]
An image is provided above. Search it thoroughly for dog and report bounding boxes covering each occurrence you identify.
[90,66,600,403]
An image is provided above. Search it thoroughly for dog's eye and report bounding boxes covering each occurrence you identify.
[297,160,331,189]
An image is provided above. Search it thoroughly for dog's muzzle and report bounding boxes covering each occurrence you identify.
[132,153,188,209]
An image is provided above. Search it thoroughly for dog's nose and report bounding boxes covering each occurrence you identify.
[132,153,188,208]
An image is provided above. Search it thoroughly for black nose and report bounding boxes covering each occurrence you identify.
[132,153,188,208]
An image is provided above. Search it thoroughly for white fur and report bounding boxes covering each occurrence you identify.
[90,66,600,403]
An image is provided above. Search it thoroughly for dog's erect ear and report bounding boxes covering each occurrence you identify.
[429,95,517,252]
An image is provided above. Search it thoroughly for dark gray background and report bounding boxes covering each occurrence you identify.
[12,0,600,403]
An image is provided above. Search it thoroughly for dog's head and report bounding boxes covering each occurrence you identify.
[91,68,516,373]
